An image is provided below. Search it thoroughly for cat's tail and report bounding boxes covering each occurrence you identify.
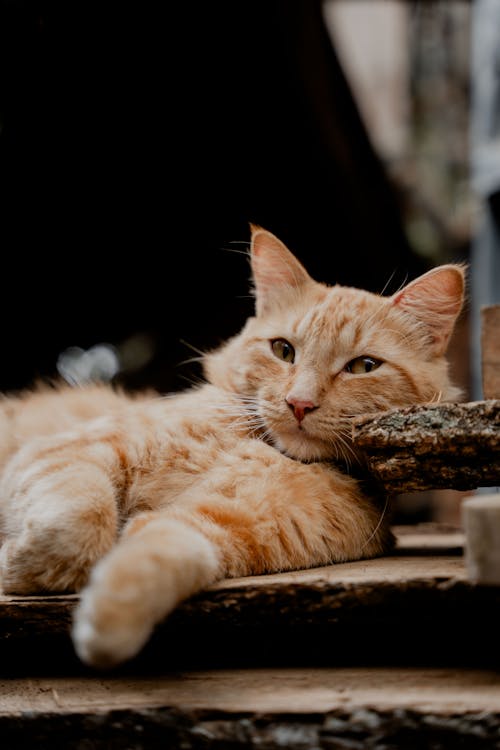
[71,516,220,668]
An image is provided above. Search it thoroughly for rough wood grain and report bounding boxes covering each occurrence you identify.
[3,667,500,715]
[353,400,500,492]
[482,305,500,399]
[2,668,500,748]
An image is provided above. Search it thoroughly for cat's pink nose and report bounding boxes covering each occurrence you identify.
[286,397,318,424]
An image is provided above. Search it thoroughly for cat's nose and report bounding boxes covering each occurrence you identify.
[286,397,318,424]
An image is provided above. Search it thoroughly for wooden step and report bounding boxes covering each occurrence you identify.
[1,525,499,673]
[2,667,500,748]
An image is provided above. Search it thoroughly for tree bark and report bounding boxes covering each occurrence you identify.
[352,400,500,493]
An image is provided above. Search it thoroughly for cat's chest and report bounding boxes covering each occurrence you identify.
[122,395,257,508]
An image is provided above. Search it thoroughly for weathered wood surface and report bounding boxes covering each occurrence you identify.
[0,527,463,626]
[1,526,499,675]
[1,528,465,639]
[482,305,500,399]
[353,400,500,492]
[3,668,500,749]
[3,666,500,715]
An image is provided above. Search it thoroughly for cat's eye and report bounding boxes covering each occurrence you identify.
[345,356,382,375]
[271,338,295,363]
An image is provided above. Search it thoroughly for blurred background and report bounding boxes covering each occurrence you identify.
[0,1,498,522]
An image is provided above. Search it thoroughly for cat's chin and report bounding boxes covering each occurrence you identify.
[271,430,335,463]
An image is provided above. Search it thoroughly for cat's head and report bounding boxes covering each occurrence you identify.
[204,226,465,463]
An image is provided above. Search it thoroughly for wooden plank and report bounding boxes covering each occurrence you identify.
[394,530,464,552]
[0,552,466,642]
[2,525,499,675]
[1,667,500,715]
[0,527,465,639]
[353,400,500,492]
[1,668,500,748]
[0,527,464,632]
[482,305,500,399]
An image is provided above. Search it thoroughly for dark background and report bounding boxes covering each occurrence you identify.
[0,1,426,394]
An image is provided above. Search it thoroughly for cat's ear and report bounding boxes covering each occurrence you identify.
[391,264,466,354]
[250,225,313,316]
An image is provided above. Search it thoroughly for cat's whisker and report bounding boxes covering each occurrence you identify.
[213,396,266,435]
[157,391,189,402]
[337,436,356,469]
[178,355,205,367]
[331,429,360,467]
[238,418,265,434]
[392,272,410,296]
[378,268,398,297]
[222,247,249,258]
[329,436,352,470]
[329,438,344,467]
[179,339,207,358]
[360,495,389,552]
[177,373,207,388]
[427,390,443,405]
[259,429,276,445]
[221,246,251,257]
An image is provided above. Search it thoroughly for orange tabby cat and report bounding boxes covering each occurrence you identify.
[0,226,464,667]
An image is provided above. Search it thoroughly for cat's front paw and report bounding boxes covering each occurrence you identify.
[72,586,153,669]
[71,549,161,668]
[71,517,220,668]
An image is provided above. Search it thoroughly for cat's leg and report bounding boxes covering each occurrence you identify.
[72,449,391,668]
[72,513,221,668]
[0,430,122,594]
